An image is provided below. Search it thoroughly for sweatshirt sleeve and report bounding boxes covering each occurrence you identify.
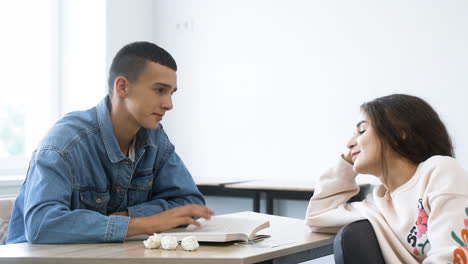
[421,157,468,263]
[305,157,367,233]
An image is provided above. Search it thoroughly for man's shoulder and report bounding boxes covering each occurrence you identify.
[139,125,175,158]
[145,124,169,143]
[39,107,100,152]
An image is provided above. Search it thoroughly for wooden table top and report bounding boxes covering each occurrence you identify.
[0,212,333,264]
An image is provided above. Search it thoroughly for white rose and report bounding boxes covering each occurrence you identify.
[143,233,162,249]
[161,235,178,250]
[181,236,199,251]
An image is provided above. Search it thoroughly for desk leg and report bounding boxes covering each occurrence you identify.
[266,192,274,215]
[253,192,261,212]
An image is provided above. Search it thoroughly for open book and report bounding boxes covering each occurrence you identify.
[161,211,270,242]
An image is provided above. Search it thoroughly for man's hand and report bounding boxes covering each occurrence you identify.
[125,204,214,239]
[109,211,129,216]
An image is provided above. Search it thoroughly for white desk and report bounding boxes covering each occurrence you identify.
[224,180,372,214]
[195,178,263,212]
[0,212,334,264]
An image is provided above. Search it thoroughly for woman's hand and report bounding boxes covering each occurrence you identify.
[341,148,354,165]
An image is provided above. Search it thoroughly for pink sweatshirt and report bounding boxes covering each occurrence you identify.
[305,155,468,263]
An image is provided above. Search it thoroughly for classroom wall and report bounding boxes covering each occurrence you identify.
[106,0,156,75]
[107,0,468,183]
[150,0,468,183]
[106,1,468,263]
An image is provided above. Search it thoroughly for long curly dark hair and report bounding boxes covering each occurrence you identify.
[361,94,454,176]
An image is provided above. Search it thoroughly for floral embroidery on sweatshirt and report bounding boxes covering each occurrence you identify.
[451,208,468,264]
[407,199,430,256]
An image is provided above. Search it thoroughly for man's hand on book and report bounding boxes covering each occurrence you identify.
[109,210,129,216]
[126,205,214,239]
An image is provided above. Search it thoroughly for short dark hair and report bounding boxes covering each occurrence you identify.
[361,94,454,170]
[108,41,177,95]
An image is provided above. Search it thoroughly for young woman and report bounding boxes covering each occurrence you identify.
[306,94,468,263]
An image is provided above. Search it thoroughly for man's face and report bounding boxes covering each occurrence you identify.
[124,62,177,130]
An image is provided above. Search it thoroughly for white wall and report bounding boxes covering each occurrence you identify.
[106,0,156,74]
[149,0,468,181]
[104,4,468,262]
[60,0,107,114]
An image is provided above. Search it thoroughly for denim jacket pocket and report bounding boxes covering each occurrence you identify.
[128,173,153,206]
[79,190,110,215]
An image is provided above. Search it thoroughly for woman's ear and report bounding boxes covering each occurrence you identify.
[114,76,129,98]
[401,131,407,140]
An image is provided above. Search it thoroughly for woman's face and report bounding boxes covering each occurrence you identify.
[347,112,383,175]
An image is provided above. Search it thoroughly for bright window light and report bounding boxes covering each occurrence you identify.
[0,0,54,176]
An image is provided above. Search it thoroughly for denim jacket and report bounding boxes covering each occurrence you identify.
[7,96,205,244]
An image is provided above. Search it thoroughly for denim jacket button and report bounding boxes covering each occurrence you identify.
[95,198,103,204]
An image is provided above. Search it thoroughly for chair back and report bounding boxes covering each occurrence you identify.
[334,219,385,264]
[0,198,16,245]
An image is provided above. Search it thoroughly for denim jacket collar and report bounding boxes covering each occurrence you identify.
[96,96,156,163]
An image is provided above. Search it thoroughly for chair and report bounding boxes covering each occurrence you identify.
[0,198,15,245]
[334,219,385,264]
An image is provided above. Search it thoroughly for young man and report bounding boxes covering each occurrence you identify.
[7,42,213,244]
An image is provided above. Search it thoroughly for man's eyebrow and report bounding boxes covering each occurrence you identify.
[356,120,367,128]
[152,82,177,93]
[152,82,172,89]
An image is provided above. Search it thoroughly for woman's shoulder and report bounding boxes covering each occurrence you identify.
[419,155,468,194]
[420,155,463,171]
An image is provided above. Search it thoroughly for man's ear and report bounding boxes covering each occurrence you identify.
[114,76,129,98]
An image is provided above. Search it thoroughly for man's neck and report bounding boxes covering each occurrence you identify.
[109,98,139,156]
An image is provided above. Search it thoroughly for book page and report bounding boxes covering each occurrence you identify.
[162,212,270,242]
[186,214,268,235]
